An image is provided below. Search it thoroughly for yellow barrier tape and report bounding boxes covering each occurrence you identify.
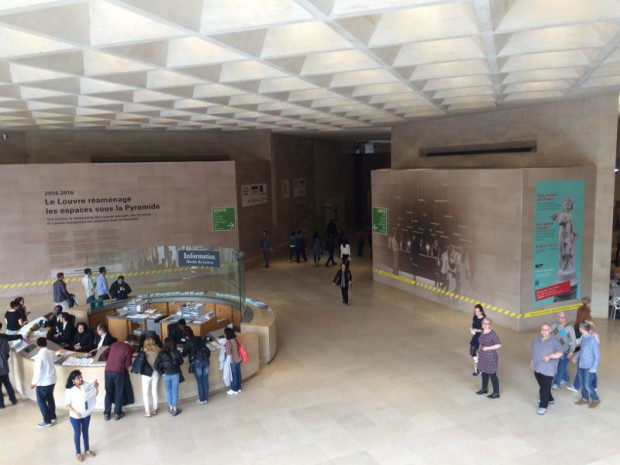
[374,268,582,320]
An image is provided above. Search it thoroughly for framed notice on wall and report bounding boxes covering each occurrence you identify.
[241,183,268,207]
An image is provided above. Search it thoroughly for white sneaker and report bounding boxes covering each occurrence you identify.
[227,390,238,396]
[566,385,578,393]
[551,384,559,390]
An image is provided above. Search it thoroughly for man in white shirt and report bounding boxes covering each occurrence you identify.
[82,268,96,304]
[30,337,57,428]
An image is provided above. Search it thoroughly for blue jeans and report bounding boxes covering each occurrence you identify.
[231,362,242,392]
[578,368,600,402]
[573,369,598,390]
[194,361,210,402]
[70,415,91,454]
[36,384,56,423]
[554,353,570,385]
[164,373,179,408]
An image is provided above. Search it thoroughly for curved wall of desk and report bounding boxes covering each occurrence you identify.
[10,294,276,410]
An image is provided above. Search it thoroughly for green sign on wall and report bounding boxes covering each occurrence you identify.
[372,207,387,235]
[212,207,236,231]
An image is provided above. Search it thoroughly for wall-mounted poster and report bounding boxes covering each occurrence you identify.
[282,180,290,199]
[533,179,584,306]
[293,178,306,197]
[241,183,268,207]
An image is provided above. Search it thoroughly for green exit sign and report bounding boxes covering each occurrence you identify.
[372,207,387,235]
[212,207,236,231]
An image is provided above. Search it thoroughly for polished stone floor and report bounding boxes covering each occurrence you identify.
[2,253,619,464]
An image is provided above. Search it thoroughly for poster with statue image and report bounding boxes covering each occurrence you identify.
[533,179,584,306]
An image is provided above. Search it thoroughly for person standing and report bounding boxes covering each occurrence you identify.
[550,312,576,390]
[31,337,57,428]
[53,272,72,310]
[475,318,501,399]
[5,300,27,335]
[131,336,160,417]
[81,269,96,304]
[295,230,307,263]
[101,334,135,421]
[0,323,22,408]
[95,267,110,300]
[182,331,211,405]
[572,322,600,408]
[469,304,485,376]
[154,337,183,416]
[260,231,271,268]
[311,231,323,266]
[325,234,336,267]
[64,370,98,462]
[288,231,296,263]
[567,297,592,392]
[340,237,351,267]
[530,323,564,415]
[109,275,132,301]
[224,327,242,396]
[332,261,353,305]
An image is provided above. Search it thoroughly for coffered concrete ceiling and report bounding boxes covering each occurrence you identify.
[0,0,620,134]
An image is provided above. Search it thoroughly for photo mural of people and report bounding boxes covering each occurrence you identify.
[373,171,477,297]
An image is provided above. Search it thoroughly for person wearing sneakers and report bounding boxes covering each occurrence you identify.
[224,327,242,396]
[31,337,57,428]
[65,370,98,462]
[154,337,183,416]
[572,322,600,408]
[469,304,485,376]
[550,312,576,390]
[530,323,564,415]
[566,297,592,393]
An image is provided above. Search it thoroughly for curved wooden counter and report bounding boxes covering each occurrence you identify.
[10,293,276,410]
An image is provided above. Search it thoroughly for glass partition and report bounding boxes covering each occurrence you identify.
[84,245,246,317]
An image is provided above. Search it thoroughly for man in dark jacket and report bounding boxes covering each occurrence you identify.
[47,312,76,347]
[101,334,135,420]
[90,324,117,356]
[109,276,132,300]
[0,322,22,408]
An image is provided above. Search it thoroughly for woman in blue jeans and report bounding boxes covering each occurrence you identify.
[181,328,211,404]
[154,338,183,416]
[64,370,98,462]
[224,327,242,395]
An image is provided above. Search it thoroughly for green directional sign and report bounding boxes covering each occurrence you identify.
[212,207,236,231]
[372,207,387,235]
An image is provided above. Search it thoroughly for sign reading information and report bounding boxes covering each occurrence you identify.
[212,207,236,231]
[178,250,220,268]
[372,207,388,235]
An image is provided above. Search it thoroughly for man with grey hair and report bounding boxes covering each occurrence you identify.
[531,323,564,415]
[550,312,576,390]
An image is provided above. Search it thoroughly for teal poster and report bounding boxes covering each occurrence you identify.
[533,179,584,306]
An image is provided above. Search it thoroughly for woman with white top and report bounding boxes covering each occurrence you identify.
[340,237,351,267]
[65,370,98,462]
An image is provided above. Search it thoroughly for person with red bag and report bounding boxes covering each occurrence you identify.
[224,327,242,396]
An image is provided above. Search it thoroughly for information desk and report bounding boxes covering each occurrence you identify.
[10,293,276,410]
[66,293,276,364]
[10,331,260,411]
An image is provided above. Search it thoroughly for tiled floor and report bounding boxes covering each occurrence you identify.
[2,253,619,464]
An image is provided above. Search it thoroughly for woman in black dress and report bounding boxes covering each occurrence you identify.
[469,304,485,376]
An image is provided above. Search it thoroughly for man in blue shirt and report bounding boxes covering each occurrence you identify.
[572,322,600,408]
[96,266,110,300]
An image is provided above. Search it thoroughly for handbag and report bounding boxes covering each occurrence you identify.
[237,338,249,363]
